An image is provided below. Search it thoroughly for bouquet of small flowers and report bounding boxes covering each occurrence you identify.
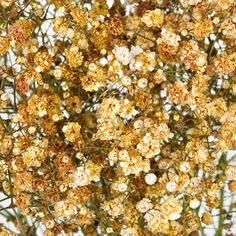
[0,0,235,235]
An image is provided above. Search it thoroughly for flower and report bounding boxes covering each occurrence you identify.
[225,166,236,180]
[0,37,9,55]
[145,173,157,185]
[136,198,153,213]
[62,122,82,143]
[160,197,183,220]
[1,1,236,235]
[189,198,200,209]
[141,9,164,28]
[65,46,84,68]
[73,161,102,187]
[112,46,131,65]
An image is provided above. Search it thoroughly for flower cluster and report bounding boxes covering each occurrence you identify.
[0,0,235,236]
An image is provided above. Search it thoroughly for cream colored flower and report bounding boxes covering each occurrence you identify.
[160,197,183,220]
[225,166,236,180]
[62,122,82,143]
[141,9,164,28]
[145,173,157,185]
[112,46,131,65]
[136,198,153,213]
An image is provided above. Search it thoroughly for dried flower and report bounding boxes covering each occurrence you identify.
[141,9,164,28]
[0,1,235,235]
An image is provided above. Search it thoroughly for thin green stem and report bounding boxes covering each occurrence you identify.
[195,209,205,236]
[216,186,225,236]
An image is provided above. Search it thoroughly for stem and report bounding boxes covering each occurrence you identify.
[195,209,205,236]
[13,208,27,236]
[216,186,225,236]
[0,196,10,202]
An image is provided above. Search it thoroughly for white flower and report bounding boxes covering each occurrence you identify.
[66,28,75,38]
[76,152,84,160]
[180,0,202,7]
[121,76,132,86]
[130,45,143,57]
[189,0,202,5]
[166,181,177,192]
[142,133,152,144]
[108,149,119,162]
[180,161,191,173]
[137,78,148,88]
[119,99,139,120]
[190,198,200,209]
[11,113,22,123]
[1,93,8,101]
[118,183,127,192]
[169,213,181,220]
[133,120,143,129]
[38,109,47,117]
[144,209,161,221]
[119,150,129,161]
[131,61,142,71]
[28,126,36,134]
[145,173,157,185]
[136,198,153,213]
[74,166,90,187]
[225,166,236,179]
[160,28,181,47]
[112,46,131,65]
[106,227,114,233]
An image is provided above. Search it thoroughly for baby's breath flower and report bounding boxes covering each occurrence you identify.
[65,46,84,68]
[189,198,200,209]
[225,166,236,180]
[160,196,183,220]
[145,173,157,185]
[166,181,177,192]
[141,9,164,28]
[112,46,131,66]
[0,37,9,55]
[34,51,52,72]
[136,198,153,213]
[0,1,235,235]
[62,122,82,143]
